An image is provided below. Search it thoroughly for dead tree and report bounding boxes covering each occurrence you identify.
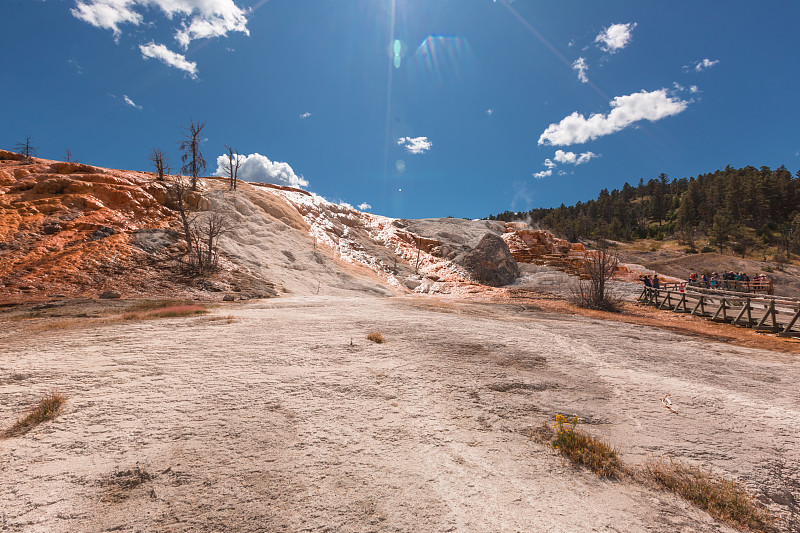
[573,239,620,312]
[168,176,229,275]
[179,119,206,190]
[149,148,168,181]
[189,211,229,274]
[222,145,241,190]
[63,149,74,162]
[168,175,194,254]
[15,136,38,162]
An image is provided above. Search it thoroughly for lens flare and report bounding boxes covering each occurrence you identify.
[410,35,474,85]
[390,39,406,69]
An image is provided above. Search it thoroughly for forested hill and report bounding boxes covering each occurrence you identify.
[489,165,800,254]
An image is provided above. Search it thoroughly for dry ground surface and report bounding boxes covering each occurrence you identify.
[2,296,799,532]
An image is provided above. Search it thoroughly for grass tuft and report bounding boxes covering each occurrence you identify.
[127,299,186,311]
[122,304,208,320]
[550,415,624,479]
[644,458,774,532]
[535,415,776,531]
[367,331,385,343]
[3,391,66,438]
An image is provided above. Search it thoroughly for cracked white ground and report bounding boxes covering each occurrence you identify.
[1,295,798,532]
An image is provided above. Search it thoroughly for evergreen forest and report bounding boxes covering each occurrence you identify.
[488,165,800,258]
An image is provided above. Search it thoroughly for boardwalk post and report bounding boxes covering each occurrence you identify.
[712,298,729,321]
[691,295,704,316]
[756,300,777,331]
[659,290,673,310]
[746,297,753,325]
[734,300,747,325]
[674,293,687,313]
[733,297,752,326]
[781,308,800,337]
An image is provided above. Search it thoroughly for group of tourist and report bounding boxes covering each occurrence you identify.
[640,270,774,295]
[640,271,772,292]
[687,271,769,287]
[639,274,661,288]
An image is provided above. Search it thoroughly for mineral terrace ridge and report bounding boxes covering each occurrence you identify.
[1,151,799,532]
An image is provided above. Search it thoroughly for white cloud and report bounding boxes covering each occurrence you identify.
[595,22,637,54]
[575,152,598,165]
[71,0,249,49]
[572,57,589,83]
[689,85,700,93]
[553,150,598,165]
[71,0,142,38]
[695,58,719,72]
[537,150,598,178]
[397,136,432,154]
[299,112,311,119]
[538,88,689,146]
[215,153,309,188]
[140,42,198,78]
[486,108,494,116]
[122,95,142,110]
[357,202,372,211]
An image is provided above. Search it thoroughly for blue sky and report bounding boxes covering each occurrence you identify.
[3,0,799,219]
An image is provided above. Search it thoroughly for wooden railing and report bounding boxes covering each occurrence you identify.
[637,286,800,337]
[687,280,774,295]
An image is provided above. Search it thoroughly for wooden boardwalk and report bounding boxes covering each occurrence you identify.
[637,284,800,337]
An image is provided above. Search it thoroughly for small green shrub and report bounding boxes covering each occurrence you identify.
[701,246,716,253]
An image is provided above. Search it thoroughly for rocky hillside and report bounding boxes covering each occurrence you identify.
[1,151,636,302]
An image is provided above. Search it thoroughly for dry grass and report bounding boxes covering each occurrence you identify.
[367,331,385,343]
[550,415,624,479]
[23,318,96,333]
[7,301,211,333]
[122,304,208,320]
[644,458,774,532]
[126,299,187,311]
[537,416,775,531]
[2,391,66,438]
[202,314,237,324]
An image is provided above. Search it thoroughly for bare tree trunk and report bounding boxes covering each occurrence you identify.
[149,148,168,181]
[223,145,241,191]
[180,120,206,190]
[169,176,194,254]
[15,136,38,162]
